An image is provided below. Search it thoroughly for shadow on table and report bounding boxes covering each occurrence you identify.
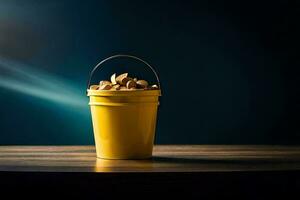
[93,156,300,172]
[151,156,300,164]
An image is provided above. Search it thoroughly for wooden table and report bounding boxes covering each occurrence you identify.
[1,145,300,197]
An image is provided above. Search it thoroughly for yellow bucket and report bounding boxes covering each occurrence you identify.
[87,55,161,159]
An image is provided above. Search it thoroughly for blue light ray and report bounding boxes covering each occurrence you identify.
[0,56,87,109]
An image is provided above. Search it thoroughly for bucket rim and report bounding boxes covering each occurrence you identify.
[87,89,161,97]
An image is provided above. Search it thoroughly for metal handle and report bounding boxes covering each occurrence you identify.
[87,54,161,90]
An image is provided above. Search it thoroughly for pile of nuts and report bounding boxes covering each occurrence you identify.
[89,73,159,91]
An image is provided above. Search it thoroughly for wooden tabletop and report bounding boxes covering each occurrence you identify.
[0,145,300,172]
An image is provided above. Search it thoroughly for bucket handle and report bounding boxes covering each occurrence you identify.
[87,54,161,91]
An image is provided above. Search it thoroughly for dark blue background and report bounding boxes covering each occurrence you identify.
[0,0,298,144]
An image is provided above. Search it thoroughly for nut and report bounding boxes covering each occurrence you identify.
[126,80,136,89]
[116,73,128,85]
[110,73,117,85]
[112,84,121,90]
[136,80,148,88]
[151,84,159,89]
[120,86,127,90]
[90,85,99,90]
[120,77,130,86]
[99,80,111,86]
[99,84,112,90]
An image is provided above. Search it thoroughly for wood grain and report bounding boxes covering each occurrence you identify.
[0,145,300,172]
